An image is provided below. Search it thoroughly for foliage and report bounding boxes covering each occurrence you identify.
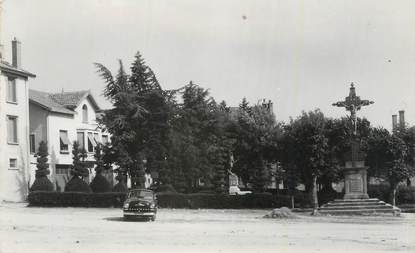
[64,177,92,193]
[231,99,281,191]
[30,141,54,192]
[95,52,173,189]
[90,174,111,193]
[156,192,292,209]
[167,82,234,192]
[65,141,91,193]
[279,110,331,211]
[366,127,415,205]
[28,191,126,207]
[90,144,111,193]
[112,181,128,193]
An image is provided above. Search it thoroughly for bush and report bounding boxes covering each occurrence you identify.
[28,191,305,209]
[368,184,390,202]
[396,186,415,204]
[30,141,54,192]
[112,181,128,193]
[30,177,54,192]
[90,174,111,193]
[28,191,126,207]
[157,193,297,209]
[155,184,177,193]
[367,184,415,205]
[64,177,92,193]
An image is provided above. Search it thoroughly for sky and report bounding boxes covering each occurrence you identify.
[3,0,415,129]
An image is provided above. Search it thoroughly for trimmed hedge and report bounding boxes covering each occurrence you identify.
[367,184,415,205]
[396,186,415,204]
[28,191,313,209]
[28,191,126,207]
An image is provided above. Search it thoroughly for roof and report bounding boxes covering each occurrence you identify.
[49,90,101,111]
[29,89,101,115]
[0,61,36,78]
[29,90,75,115]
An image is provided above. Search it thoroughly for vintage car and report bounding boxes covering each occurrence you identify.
[123,189,157,221]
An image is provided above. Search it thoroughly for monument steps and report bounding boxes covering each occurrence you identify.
[319,198,400,215]
[324,201,387,207]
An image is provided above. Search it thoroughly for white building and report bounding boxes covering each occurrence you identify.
[0,39,36,202]
[29,89,112,191]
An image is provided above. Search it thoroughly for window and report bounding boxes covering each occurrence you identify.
[59,130,70,153]
[56,164,71,175]
[102,135,109,144]
[7,116,18,144]
[30,134,36,153]
[94,133,100,144]
[7,77,17,103]
[77,132,85,150]
[9,158,17,170]
[87,132,96,152]
[82,104,88,123]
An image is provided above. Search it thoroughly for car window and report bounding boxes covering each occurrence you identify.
[128,190,153,200]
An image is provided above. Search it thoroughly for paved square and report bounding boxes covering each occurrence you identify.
[0,203,414,253]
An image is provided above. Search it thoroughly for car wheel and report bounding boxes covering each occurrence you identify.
[150,215,156,222]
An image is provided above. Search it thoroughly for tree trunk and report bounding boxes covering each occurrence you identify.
[311,175,319,215]
[389,183,398,206]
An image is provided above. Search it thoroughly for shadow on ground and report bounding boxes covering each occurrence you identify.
[104,217,151,222]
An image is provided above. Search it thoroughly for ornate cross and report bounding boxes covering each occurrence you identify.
[332,82,374,135]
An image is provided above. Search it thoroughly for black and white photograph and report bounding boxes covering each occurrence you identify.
[0,1,414,252]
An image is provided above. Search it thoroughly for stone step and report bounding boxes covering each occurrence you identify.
[332,198,380,203]
[318,198,401,215]
[324,201,387,207]
[318,208,400,215]
[320,205,394,211]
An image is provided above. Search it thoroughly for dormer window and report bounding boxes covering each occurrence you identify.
[82,104,88,123]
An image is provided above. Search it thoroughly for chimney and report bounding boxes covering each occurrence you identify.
[399,110,405,128]
[392,114,398,130]
[0,1,3,60]
[12,38,21,68]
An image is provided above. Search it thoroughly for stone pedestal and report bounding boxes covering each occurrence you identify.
[343,161,369,199]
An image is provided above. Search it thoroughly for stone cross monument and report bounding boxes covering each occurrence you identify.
[332,83,374,199]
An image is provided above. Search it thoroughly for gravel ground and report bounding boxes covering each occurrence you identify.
[0,203,414,253]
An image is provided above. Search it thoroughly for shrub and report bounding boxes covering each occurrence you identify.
[65,177,92,193]
[112,180,128,193]
[65,142,91,193]
[368,184,390,202]
[28,191,126,207]
[30,177,54,192]
[30,141,54,192]
[90,144,112,193]
[396,186,415,204]
[28,191,301,209]
[90,174,111,193]
[155,184,177,193]
[157,193,296,209]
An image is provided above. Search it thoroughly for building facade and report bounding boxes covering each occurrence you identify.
[0,39,36,202]
[29,89,112,191]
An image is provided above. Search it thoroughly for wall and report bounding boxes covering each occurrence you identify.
[0,74,30,201]
[0,72,6,201]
